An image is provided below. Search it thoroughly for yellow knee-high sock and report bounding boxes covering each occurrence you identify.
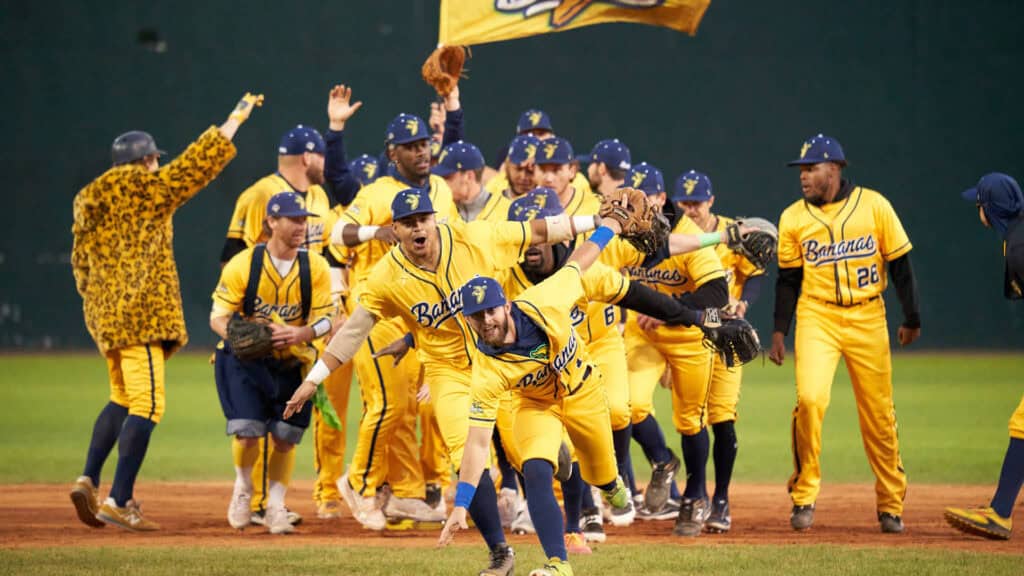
[267,446,296,508]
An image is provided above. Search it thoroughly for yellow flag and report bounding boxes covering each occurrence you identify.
[439,0,711,46]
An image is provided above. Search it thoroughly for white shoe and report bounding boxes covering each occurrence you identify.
[510,500,536,535]
[384,495,447,523]
[581,512,606,543]
[227,486,252,530]
[265,504,294,535]
[497,488,519,528]
[338,474,386,531]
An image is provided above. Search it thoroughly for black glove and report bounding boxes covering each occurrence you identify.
[700,317,761,368]
[226,314,274,361]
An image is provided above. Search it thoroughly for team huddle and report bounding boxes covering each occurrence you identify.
[68,72,1023,576]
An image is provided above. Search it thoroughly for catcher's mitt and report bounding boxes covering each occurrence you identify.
[701,318,762,368]
[600,187,666,254]
[226,315,274,361]
[421,45,469,97]
[726,216,778,270]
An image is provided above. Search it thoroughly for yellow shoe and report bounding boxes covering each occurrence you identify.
[317,499,342,520]
[944,506,1012,540]
[97,498,161,532]
[69,476,105,528]
[529,558,574,576]
[564,532,592,555]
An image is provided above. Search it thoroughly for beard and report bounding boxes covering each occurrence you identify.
[479,314,509,347]
[307,164,325,186]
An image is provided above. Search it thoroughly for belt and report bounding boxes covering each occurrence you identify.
[806,294,880,308]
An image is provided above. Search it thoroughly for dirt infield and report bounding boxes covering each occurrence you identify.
[1,482,1020,553]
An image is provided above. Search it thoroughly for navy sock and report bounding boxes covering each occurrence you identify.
[680,428,710,500]
[515,470,526,494]
[108,415,156,506]
[612,425,632,482]
[990,437,1024,518]
[492,429,519,492]
[632,414,672,464]
[561,462,584,532]
[624,450,638,495]
[711,421,738,502]
[83,402,128,486]
[466,470,506,549]
[523,459,567,561]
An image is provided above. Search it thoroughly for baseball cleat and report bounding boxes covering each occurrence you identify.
[644,451,680,513]
[790,504,815,531]
[528,557,574,576]
[673,496,710,537]
[878,512,904,534]
[69,476,105,528]
[227,487,253,529]
[636,498,680,521]
[511,500,536,535]
[705,498,731,533]
[384,495,447,523]
[497,487,519,528]
[581,511,606,543]
[97,497,161,532]
[316,499,342,520]
[480,543,515,576]
[944,506,1012,540]
[564,532,592,555]
[265,503,294,535]
[338,474,386,531]
[250,507,302,527]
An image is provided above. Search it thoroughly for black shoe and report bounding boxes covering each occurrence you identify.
[672,496,709,537]
[425,483,442,509]
[480,543,515,576]
[705,498,731,533]
[790,504,814,531]
[878,512,904,534]
[644,451,680,512]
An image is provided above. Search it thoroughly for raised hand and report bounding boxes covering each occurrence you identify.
[328,84,363,130]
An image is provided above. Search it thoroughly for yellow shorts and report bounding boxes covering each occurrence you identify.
[423,360,473,467]
[589,333,630,431]
[105,342,166,423]
[1010,394,1024,440]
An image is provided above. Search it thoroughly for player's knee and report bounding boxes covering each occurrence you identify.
[235,435,260,448]
[271,436,295,453]
[796,391,830,411]
[630,404,652,425]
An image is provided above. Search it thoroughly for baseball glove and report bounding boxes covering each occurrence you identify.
[226,315,274,361]
[600,187,666,254]
[726,216,778,270]
[701,317,762,368]
[421,45,469,97]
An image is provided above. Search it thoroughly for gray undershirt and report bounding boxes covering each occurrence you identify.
[458,188,492,222]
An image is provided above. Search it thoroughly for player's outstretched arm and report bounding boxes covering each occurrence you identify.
[219,92,264,140]
[438,424,492,547]
[335,222,397,247]
[566,220,622,273]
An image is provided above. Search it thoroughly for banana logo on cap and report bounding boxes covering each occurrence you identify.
[472,284,487,304]
[524,143,537,161]
[800,142,811,159]
[405,193,420,211]
[363,163,377,180]
[543,142,558,160]
[683,178,698,195]
[405,118,419,135]
[528,111,542,126]
[631,170,646,188]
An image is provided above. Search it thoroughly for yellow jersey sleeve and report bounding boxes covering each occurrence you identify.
[518,263,586,316]
[484,172,509,196]
[342,182,391,227]
[211,249,250,317]
[777,202,804,269]
[356,260,404,322]
[309,253,337,323]
[226,188,259,241]
[581,260,630,304]
[464,220,532,270]
[240,178,279,247]
[874,195,913,261]
[468,362,505,427]
[600,237,645,270]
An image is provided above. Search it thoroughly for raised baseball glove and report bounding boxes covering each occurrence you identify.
[421,45,469,97]
[701,317,762,368]
[726,216,778,271]
[226,314,274,361]
[600,186,666,254]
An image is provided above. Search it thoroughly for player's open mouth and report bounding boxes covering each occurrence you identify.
[524,247,542,265]
[413,235,427,247]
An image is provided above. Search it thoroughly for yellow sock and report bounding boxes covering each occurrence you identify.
[268,445,296,487]
[232,437,260,469]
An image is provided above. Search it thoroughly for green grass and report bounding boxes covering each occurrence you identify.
[0,353,1020,484]
[1,544,1020,576]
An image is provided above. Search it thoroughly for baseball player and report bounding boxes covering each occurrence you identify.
[329,113,455,530]
[580,139,632,199]
[211,191,335,534]
[608,170,730,537]
[436,217,636,576]
[769,134,921,533]
[69,92,259,531]
[675,170,766,533]
[433,140,511,222]
[289,187,606,575]
[534,137,602,217]
[484,109,591,198]
[945,172,1024,540]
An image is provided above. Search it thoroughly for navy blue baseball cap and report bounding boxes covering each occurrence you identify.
[385,113,431,145]
[267,191,319,218]
[508,187,564,221]
[534,137,574,165]
[579,139,632,171]
[278,125,326,155]
[516,109,554,134]
[432,141,486,176]
[349,154,379,187]
[787,134,847,166]
[460,276,508,316]
[391,188,436,221]
[673,170,713,202]
[507,135,542,165]
[625,162,665,196]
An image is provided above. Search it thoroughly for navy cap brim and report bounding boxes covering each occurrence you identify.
[961,187,979,202]
[394,208,436,220]
[575,154,593,164]
[389,136,431,146]
[431,164,456,177]
[272,210,319,218]
[786,158,848,167]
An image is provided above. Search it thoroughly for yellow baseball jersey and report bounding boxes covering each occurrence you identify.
[227,173,332,252]
[713,215,765,300]
[212,246,335,364]
[471,190,513,223]
[341,174,458,293]
[467,264,599,427]
[358,220,533,369]
[777,186,912,305]
[499,257,629,344]
[612,215,726,343]
[484,171,593,202]
[562,183,602,217]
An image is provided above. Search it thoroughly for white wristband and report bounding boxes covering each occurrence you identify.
[572,215,598,235]
[311,318,332,338]
[306,359,331,386]
[356,226,380,243]
[544,214,573,243]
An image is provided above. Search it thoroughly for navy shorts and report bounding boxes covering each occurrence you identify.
[214,345,312,445]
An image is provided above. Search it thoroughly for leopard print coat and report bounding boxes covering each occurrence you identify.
[72,127,236,356]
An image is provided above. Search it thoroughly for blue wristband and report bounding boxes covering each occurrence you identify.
[589,226,615,250]
[454,481,476,509]
[402,332,415,349]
